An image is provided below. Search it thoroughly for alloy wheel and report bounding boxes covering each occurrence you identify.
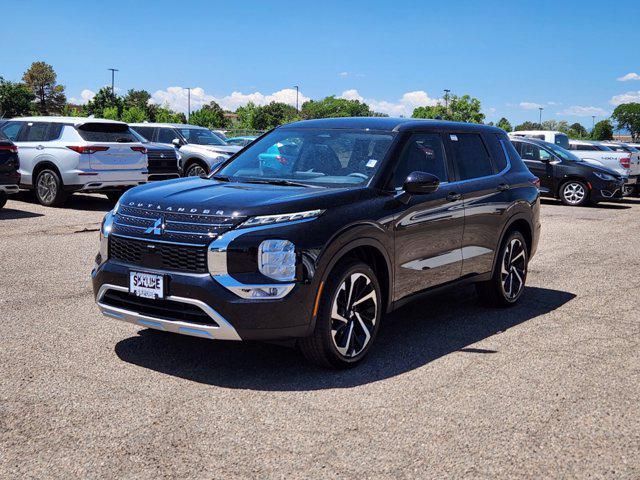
[562,182,586,205]
[330,272,378,358]
[37,172,58,204]
[501,238,527,301]
[187,164,207,177]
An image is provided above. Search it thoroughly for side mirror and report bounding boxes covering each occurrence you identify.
[403,171,440,195]
[172,138,182,148]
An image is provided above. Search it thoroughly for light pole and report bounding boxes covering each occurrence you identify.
[538,107,543,125]
[187,87,192,122]
[108,68,119,96]
[592,115,596,131]
[444,89,451,111]
[294,85,299,111]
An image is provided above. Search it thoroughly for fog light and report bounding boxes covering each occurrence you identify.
[258,239,295,281]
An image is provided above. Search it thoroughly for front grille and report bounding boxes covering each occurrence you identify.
[147,149,179,174]
[109,235,208,273]
[101,289,217,326]
[113,205,245,244]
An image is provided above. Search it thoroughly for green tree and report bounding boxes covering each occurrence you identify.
[412,94,485,123]
[0,77,35,117]
[21,61,66,115]
[62,103,86,117]
[102,106,120,120]
[611,103,640,142]
[253,102,299,130]
[591,119,614,140]
[541,120,569,133]
[189,101,228,128]
[235,102,260,129]
[514,121,542,131]
[300,96,372,119]
[123,89,151,110]
[153,105,186,124]
[568,122,589,139]
[496,117,512,132]
[85,87,123,118]
[121,106,148,123]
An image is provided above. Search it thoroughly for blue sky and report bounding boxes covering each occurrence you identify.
[1,0,639,127]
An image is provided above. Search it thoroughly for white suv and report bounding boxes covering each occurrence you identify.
[0,117,148,206]
[129,123,241,177]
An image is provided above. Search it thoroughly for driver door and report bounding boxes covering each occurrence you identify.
[392,133,464,301]
[520,142,555,194]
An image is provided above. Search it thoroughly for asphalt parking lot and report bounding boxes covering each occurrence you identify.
[1,192,639,479]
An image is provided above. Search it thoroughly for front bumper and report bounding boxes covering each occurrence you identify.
[91,259,315,341]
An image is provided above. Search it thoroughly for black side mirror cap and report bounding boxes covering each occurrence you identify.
[403,171,440,195]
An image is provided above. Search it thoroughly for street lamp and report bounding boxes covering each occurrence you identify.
[108,68,119,96]
[538,107,543,125]
[444,89,451,110]
[592,115,596,131]
[294,85,299,111]
[186,87,192,122]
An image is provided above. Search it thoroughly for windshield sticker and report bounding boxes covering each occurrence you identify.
[366,159,378,168]
[450,134,458,141]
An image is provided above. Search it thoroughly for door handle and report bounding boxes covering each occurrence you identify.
[497,183,510,191]
[447,191,462,202]
[36,145,44,150]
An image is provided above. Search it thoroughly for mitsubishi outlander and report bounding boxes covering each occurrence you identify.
[92,118,540,368]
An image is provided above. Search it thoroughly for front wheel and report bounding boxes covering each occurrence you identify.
[185,162,208,177]
[35,169,67,207]
[299,261,382,368]
[560,180,589,206]
[476,230,528,307]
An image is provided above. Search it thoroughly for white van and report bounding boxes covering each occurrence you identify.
[508,130,570,149]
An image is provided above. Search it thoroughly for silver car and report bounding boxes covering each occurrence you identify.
[129,123,241,177]
[0,117,148,206]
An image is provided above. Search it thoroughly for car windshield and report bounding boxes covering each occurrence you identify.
[180,128,227,146]
[218,128,395,187]
[544,142,582,162]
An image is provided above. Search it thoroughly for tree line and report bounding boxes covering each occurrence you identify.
[2,61,640,141]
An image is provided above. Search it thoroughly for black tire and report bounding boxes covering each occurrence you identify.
[559,180,589,206]
[185,161,208,177]
[0,191,7,210]
[299,260,382,369]
[35,168,67,207]
[105,191,123,204]
[476,230,529,307]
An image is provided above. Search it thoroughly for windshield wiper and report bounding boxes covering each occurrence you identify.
[241,178,312,188]
[210,174,231,182]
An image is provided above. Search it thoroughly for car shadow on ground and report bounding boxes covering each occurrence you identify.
[539,198,631,209]
[0,208,44,220]
[115,285,576,391]
[9,191,114,212]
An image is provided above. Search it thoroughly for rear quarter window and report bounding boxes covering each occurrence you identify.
[448,133,493,180]
[485,134,508,173]
[76,123,137,142]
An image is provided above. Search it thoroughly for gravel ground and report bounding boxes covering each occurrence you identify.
[0,191,639,479]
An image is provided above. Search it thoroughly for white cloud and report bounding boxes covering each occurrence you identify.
[609,91,640,105]
[339,89,440,117]
[519,102,543,110]
[69,89,95,105]
[149,86,309,112]
[617,72,640,82]
[557,105,609,117]
[339,72,349,77]
[547,101,561,106]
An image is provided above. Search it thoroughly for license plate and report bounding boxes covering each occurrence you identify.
[129,271,164,299]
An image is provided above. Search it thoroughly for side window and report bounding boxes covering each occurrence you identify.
[157,128,178,144]
[47,123,63,141]
[485,134,508,172]
[1,122,23,141]
[133,126,155,141]
[391,133,448,189]
[24,122,50,142]
[520,143,541,161]
[539,149,552,161]
[449,133,493,180]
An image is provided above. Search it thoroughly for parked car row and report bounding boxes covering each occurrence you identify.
[0,117,254,207]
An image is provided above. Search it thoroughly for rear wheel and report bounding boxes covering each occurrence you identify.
[185,162,208,177]
[299,261,382,368]
[560,180,589,206]
[476,230,528,307]
[35,169,67,207]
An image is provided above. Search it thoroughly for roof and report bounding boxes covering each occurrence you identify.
[509,136,562,150]
[282,117,503,133]
[129,122,208,129]
[8,116,126,125]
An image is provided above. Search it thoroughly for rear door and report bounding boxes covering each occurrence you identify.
[519,142,555,193]
[10,121,50,183]
[446,132,509,277]
[76,123,146,170]
[392,132,464,299]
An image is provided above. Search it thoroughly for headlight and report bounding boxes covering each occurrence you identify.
[594,172,616,181]
[97,211,115,267]
[240,209,324,228]
[258,239,295,281]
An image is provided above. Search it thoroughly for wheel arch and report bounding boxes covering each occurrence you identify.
[491,213,533,278]
[32,161,64,188]
[557,175,589,197]
[183,157,209,175]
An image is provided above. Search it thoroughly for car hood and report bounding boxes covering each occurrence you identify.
[119,177,371,217]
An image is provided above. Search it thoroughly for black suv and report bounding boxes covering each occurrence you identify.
[92,118,540,368]
[0,133,20,210]
[510,137,625,206]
